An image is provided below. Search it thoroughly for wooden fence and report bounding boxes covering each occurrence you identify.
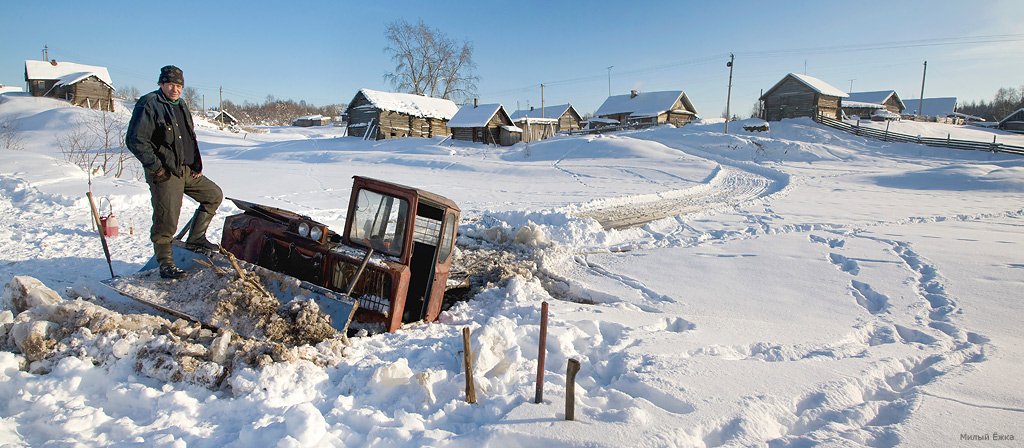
[813,115,1024,156]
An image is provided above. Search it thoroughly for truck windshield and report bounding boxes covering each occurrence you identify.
[349,189,409,257]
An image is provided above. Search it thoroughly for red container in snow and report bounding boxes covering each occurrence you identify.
[100,214,119,237]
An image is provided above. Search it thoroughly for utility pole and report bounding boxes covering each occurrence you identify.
[917,61,927,119]
[43,45,49,61]
[219,86,224,127]
[540,83,545,118]
[848,79,855,93]
[606,66,613,97]
[725,53,734,134]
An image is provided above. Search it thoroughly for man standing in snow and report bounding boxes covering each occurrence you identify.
[126,65,223,279]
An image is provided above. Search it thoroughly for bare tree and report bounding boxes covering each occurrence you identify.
[58,109,137,178]
[183,86,201,111]
[0,115,26,151]
[116,85,141,101]
[383,19,478,103]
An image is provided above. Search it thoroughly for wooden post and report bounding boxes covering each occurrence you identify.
[462,327,477,404]
[992,135,998,152]
[884,120,890,141]
[565,358,581,421]
[535,301,549,404]
[724,53,734,134]
[947,133,951,147]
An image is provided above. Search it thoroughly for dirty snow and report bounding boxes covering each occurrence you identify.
[2,95,1023,447]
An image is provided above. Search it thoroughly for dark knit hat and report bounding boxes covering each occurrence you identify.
[158,65,184,85]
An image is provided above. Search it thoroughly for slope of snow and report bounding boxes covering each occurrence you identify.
[1,94,1022,447]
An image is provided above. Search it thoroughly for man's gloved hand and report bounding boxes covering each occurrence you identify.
[191,171,203,179]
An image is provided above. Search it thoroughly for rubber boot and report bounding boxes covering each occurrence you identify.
[185,210,220,254]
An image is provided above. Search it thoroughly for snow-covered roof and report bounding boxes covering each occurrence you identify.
[214,110,239,121]
[594,90,697,118]
[585,117,620,124]
[998,108,1024,126]
[295,114,323,121]
[762,73,848,99]
[25,60,113,86]
[509,104,572,121]
[902,97,957,117]
[353,89,459,120]
[448,103,506,128]
[846,90,901,107]
[53,72,113,89]
[514,116,558,124]
[841,100,886,109]
[0,85,23,94]
[501,124,523,133]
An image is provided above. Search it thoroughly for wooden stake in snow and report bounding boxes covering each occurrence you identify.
[535,301,549,404]
[463,327,477,404]
[565,358,581,421]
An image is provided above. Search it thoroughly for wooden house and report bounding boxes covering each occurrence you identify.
[24,60,115,111]
[447,102,522,146]
[842,90,905,119]
[509,104,583,142]
[594,90,698,127]
[998,108,1024,132]
[211,110,239,126]
[292,114,329,127]
[760,73,847,121]
[345,89,458,140]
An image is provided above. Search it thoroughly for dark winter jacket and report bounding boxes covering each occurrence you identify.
[126,90,202,179]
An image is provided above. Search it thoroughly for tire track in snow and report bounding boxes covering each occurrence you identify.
[573,135,789,230]
[577,165,772,230]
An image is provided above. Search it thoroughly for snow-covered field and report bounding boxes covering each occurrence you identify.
[2,94,1023,447]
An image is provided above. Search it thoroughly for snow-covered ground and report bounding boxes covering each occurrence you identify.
[2,94,1023,447]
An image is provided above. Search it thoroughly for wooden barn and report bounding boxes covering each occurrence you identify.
[211,110,239,126]
[594,90,698,127]
[998,108,1024,132]
[345,89,458,140]
[292,114,329,127]
[842,90,905,119]
[509,104,583,142]
[24,59,115,111]
[760,73,848,121]
[447,102,522,146]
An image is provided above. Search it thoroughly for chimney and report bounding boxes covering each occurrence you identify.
[473,98,478,108]
[50,59,58,66]
[630,90,639,98]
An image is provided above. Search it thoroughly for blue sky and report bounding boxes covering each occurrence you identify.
[2,1,1022,117]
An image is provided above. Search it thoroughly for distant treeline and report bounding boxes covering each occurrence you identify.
[957,86,1024,121]
[116,86,345,126]
[219,97,346,126]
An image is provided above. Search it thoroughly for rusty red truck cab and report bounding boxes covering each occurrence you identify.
[220,176,461,333]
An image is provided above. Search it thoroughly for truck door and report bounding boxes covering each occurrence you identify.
[403,202,445,323]
[424,211,458,321]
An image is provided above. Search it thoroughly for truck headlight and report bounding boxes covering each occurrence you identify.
[309,226,323,242]
[297,221,310,237]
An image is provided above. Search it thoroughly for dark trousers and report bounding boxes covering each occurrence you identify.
[147,165,223,265]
